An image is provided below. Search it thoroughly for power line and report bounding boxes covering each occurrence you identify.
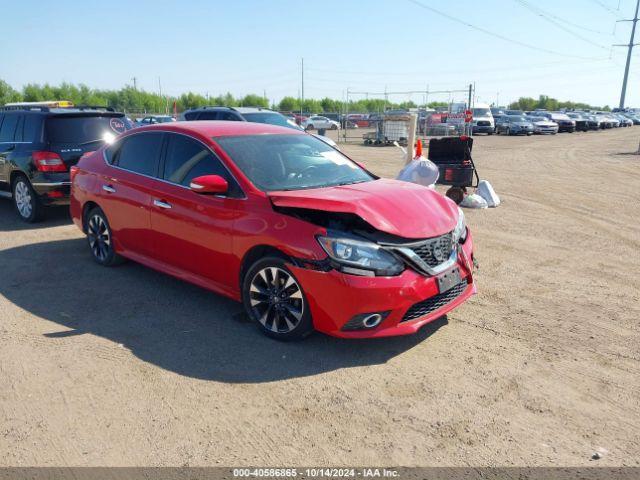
[405,0,610,60]
[589,0,624,18]
[514,0,613,38]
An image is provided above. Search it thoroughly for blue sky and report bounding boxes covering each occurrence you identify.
[2,0,638,107]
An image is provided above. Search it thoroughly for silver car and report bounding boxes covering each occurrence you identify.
[526,116,559,135]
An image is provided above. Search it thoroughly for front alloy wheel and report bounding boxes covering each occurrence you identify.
[243,257,313,340]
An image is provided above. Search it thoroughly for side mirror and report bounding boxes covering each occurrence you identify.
[189,175,228,195]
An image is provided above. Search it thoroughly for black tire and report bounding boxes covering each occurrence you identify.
[331,124,338,130]
[445,186,466,205]
[306,124,314,131]
[85,207,124,266]
[12,175,43,223]
[242,256,313,341]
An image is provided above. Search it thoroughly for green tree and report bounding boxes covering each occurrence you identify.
[240,94,268,108]
[278,96,299,112]
[0,79,22,104]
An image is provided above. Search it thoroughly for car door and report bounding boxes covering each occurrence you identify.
[148,132,244,292]
[99,131,164,259]
[0,113,21,184]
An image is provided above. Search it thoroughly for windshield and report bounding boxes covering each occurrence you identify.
[241,112,292,128]
[507,115,527,122]
[473,108,491,117]
[215,134,374,192]
[46,115,131,144]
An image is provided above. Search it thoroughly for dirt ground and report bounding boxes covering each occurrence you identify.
[0,128,638,467]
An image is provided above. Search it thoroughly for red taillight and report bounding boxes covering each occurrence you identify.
[70,165,79,183]
[33,151,67,172]
[46,190,64,198]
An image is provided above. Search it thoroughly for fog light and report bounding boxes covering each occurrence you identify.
[341,311,390,331]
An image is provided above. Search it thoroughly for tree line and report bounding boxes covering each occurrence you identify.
[1,79,609,114]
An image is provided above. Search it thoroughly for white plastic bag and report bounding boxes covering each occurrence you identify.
[476,180,500,207]
[396,158,440,187]
[460,193,488,209]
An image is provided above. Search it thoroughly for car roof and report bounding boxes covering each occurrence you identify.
[233,107,275,114]
[130,120,305,137]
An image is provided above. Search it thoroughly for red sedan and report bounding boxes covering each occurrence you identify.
[70,121,476,340]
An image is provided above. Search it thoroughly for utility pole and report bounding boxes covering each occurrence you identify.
[615,0,640,109]
[132,77,137,90]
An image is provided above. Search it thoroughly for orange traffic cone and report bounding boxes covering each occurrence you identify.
[414,139,423,159]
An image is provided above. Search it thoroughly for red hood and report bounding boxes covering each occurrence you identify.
[268,178,459,239]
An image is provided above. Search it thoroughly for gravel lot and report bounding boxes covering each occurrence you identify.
[1,128,638,467]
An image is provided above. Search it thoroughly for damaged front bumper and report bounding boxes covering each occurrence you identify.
[288,231,477,338]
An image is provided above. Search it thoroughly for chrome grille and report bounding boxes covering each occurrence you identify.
[409,233,453,268]
[401,280,468,322]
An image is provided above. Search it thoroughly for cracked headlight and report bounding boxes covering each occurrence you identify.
[452,207,467,243]
[317,235,404,276]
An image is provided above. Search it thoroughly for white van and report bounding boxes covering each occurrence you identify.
[472,103,495,134]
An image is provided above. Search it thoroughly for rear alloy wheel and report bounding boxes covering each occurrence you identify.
[12,176,42,223]
[86,207,123,266]
[243,257,313,340]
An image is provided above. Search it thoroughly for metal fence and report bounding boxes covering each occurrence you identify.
[336,86,475,146]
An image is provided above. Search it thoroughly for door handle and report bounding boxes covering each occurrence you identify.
[102,185,116,193]
[153,199,172,209]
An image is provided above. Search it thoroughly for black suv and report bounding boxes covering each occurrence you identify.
[0,104,132,222]
[179,106,297,128]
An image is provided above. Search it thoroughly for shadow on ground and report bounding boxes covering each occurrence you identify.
[0,237,446,383]
[0,199,72,231]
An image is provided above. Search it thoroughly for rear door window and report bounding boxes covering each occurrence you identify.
[114,132,164,177]
[0,113,19,142]
[196,111,219,120]
[46,115,130,144]
[23,115,42,142]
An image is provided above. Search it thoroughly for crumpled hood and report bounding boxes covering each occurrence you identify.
[268,178,459,239]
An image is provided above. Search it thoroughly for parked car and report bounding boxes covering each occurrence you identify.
[180,105,341,150]
[565,113,589,132]
[621,112,640,125]
[536,112,576,133]
[137,115,175,125]
[596,112,618,128]
[505,109,525,116]
[525,116,558,135]
[303,115,340,131]
[613,113,633,127]
[471,104,494,135]
[582,114,602,130]
[70,122,476,340]
[496,115,534,135]
[180,106,296,128]
[0,102,132,222]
